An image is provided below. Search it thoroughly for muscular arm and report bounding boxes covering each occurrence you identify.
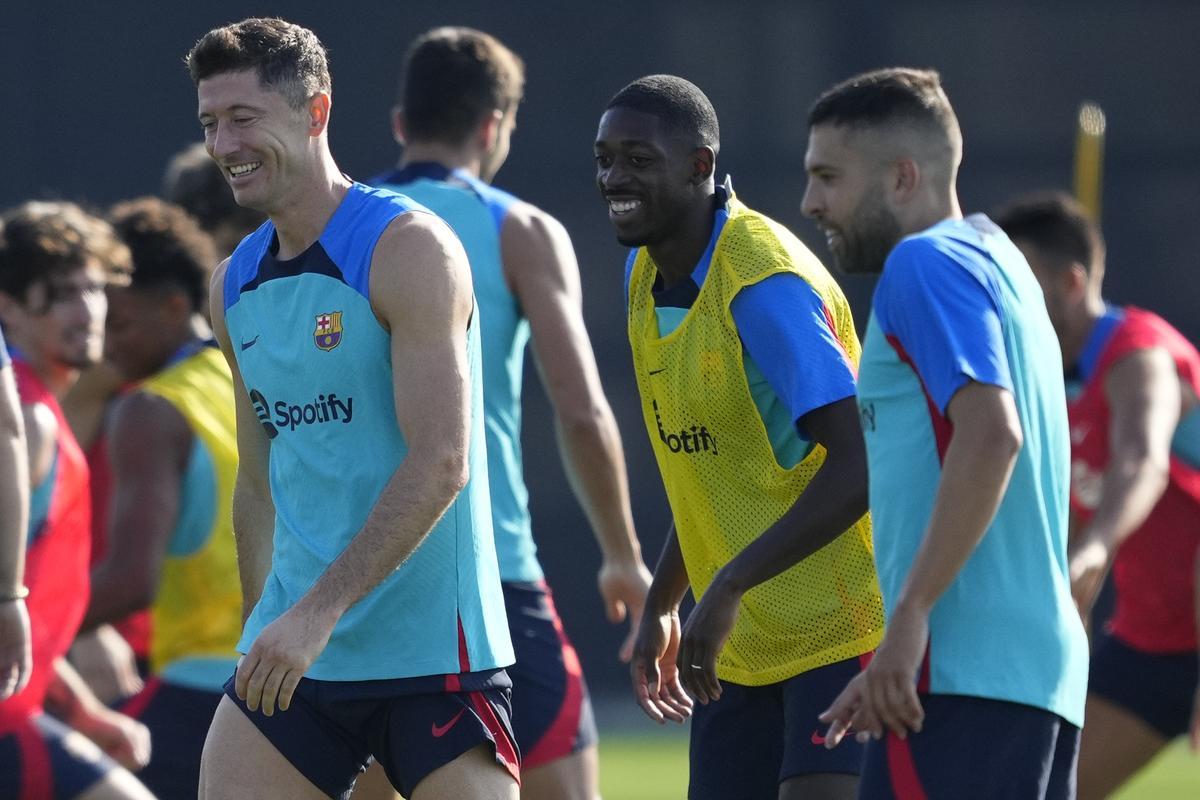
[502,203,650,640]
[0,362,31,698]
[82,391,190,630]
[211,259,276,620]
[1070,348,1180,607]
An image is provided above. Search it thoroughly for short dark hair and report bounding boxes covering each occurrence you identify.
[993,191,1105,276]
[808,68,960,152]
[108,198,217,313]
[162,142,265,237]
[399,27,525,145]
[185,17,331,108]
[0,202,130,305]
[605,75,720,153]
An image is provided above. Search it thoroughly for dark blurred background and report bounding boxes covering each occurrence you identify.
[4,0,1197,700]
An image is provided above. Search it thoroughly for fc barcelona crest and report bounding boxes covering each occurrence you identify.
[314,311,343,351]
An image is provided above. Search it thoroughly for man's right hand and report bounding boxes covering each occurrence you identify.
[0,598,31,699]
[73,706,152,771]
[629,607,693,725]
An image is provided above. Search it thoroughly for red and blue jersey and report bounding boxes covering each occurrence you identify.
[856,215,1088,727]
[0,360,91,727]
[1067,305,1200,653]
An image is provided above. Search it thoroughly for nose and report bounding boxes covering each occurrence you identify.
[800,180,822,220]
[208,122,239,162]
[598,161,628,194]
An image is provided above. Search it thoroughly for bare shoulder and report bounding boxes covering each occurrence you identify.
[370,211,472,329]
[502,199,572,251]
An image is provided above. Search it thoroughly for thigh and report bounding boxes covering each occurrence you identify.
[1087,634,1197,739]
[520,747,599,800]
[781,656,868,783]
[503,581,598,771]
[203,688,366,800]
[121,679,222,799]
[1076,695,1166,800]
[410,742,518,800]
[688,681,784,800]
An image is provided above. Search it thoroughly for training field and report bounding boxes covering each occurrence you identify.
[596,730,1197,799]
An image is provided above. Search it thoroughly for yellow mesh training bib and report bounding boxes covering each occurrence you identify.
[629,197,884,685]
[141,346,242,673]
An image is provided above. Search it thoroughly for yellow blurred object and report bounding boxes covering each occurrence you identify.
[1074,101,1107,220]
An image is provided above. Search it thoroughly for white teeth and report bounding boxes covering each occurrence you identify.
[228,162,262,177]
[609,199,641,214]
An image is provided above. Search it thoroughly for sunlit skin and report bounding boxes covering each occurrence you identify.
[801,124,903,276]
[594,107,715,286]
[393,106,516,184]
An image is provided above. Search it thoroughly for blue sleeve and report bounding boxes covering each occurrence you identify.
[730,272,858,427]
[0,327,8,368]
[875,238,1012,413]
[622,249,637,311]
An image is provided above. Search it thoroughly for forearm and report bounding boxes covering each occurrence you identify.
[0,378,29,595]
[299,451,466,622]
[646,525,690,614]
[719,450,868,594]
[45,657,104,727]
[1080,452,1169,550]
[232,475,276,619]
[556,405,642,565]
[896,426,1020,615]
[81,565,149,632]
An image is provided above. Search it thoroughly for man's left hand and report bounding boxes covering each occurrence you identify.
[677,574,741,705]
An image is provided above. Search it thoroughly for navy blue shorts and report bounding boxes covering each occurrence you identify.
[222,668,519,799]
[859,694,1080,800]
[503,580,598,769]
[0,714,115,799]
[119,677,221,799]
[1088,633,1198,739]
[687,654,869,799]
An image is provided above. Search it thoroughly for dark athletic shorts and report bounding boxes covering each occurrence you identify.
[0,714,115,800]
[119,677,222,799]
[858,694,1080,800]
[687,654,869,800]
[222,668,519,799]
[1088,633,1198,739]
[503,580,598,769]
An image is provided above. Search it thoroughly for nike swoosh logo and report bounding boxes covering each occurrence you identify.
[431,708,466,738]
[648,368,667,375]
[811,730,828,746]
[240,335,260,351]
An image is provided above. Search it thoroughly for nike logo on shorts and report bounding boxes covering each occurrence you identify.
[431,708,466,738]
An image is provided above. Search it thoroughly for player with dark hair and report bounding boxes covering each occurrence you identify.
[996,191,1200,798]
[0,202,153,799]
[75,196,243,799]
[187,17,517,800]
[375,27,651,800]
[163,142,267,259]
[596,74,883,800]
[805,69,1088,799]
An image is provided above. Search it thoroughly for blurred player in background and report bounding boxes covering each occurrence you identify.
[596,74,883,800]
[78,196,242,799]
[163,141,267,260]
[805,69,1088,800]
[189,17,518,799]
[0,323,31,701]
[375,27,652,800]
[0,202,152,799]
[996,192,1200,799]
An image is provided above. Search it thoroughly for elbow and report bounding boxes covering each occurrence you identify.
[557,404,608,443]
[993,420,1023,461]
[429,444,470,500]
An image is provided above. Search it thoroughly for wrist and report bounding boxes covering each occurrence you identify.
[894,594,934,620]
[708,567,747,599]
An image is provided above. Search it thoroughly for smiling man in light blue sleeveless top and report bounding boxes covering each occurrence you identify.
[188,18,517,800]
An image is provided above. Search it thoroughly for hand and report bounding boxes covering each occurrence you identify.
[235,601,337,716]
[0,599,32,699]
[820,605,927,747]
[1069,535,1111,616]
[629,606,693,724]
[68,625,144,705]
[74,707,151,771]
[598,557,653,663]
[677,574,740,705]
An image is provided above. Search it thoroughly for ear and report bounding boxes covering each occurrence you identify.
[890,158,920,202]
[1063,262,1090,300]
[476,109,504,152]
[307,93,332,138]
[392,107,407,146]
[690,145,716,185]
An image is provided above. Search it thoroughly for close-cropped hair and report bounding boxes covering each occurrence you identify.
[807,67,960,148]
[399,27,525,145]
[185,17,331,108]
[162,143,265,236]
[0,201,131,304]
[993,191,1106,277]
[109,197,218,313]
[605,74,720,153]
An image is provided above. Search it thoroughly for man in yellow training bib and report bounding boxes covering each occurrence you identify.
[594,75,884,800]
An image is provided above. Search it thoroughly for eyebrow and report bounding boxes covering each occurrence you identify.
[199,103,265,119]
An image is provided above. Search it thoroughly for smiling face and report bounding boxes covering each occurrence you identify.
[594,106,705,248]
[4,262,108,372]
[802,123,902,275]
[197,69,314,214]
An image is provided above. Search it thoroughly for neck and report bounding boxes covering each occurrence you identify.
[1062,296,1107,367]
[13,350,78,399]
[901,189,963,237]
[270,151,353,260]
[398,142,483,180]
[647,192,717,289]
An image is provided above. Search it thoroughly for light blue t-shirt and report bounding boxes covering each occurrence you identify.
[374,164,541,583]
[223,183,513,681]
[857,214,1088,726]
